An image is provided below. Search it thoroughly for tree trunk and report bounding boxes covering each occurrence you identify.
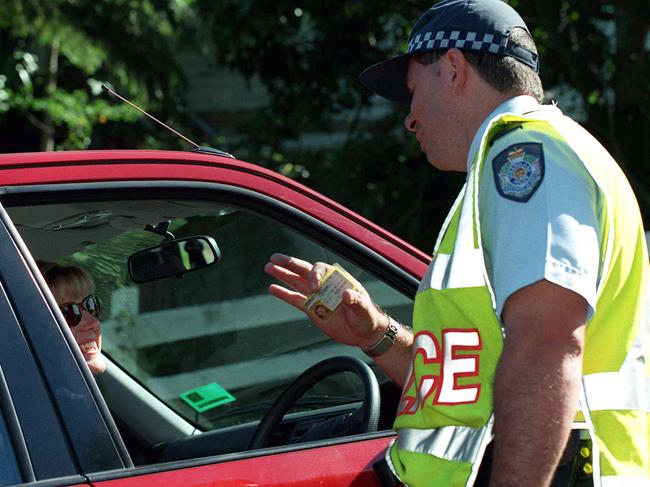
[41,36,60,151]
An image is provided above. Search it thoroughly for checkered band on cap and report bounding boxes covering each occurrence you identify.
[408,30,507,55]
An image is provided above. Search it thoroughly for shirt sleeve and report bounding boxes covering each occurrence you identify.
[479,127,603,320]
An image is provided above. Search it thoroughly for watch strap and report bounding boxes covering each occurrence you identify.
[364,321,398,358]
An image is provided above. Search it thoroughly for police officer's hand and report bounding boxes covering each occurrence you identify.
[264,253,386,349]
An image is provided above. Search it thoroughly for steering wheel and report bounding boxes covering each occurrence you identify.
[247,356,381,450]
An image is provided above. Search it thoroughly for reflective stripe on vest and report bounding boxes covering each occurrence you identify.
[581,335,648,412]
[583,373,649,412]
[423,250,486,290]
[397,417,493,463]
[600,477,650,487]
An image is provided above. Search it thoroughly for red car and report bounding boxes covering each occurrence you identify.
[0,149,429,486]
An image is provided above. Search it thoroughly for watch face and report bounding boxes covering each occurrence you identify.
[386,323,398,339]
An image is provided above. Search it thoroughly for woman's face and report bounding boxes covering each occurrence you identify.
[58,288,106,376]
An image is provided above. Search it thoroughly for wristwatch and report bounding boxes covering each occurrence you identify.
[364,321,399,358]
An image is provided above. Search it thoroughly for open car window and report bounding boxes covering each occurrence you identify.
[9,196,412,465]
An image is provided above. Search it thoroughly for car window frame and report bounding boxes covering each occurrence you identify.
[0,367,28,484]
[0,203,133,475]
[0,206,124,484]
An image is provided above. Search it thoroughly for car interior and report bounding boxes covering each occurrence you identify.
[7,195,413,467]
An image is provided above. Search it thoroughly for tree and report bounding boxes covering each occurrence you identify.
[0,0,190,151]
[193,0,650,249]
[1,1,648,249]
[514,0,650,221]
[193,0,462,249]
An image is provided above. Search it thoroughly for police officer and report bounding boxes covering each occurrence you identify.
[266,0,649,485]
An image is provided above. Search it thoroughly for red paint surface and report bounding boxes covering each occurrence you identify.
[92,437,394,486]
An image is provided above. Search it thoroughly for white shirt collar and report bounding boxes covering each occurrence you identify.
[466,95,540,171]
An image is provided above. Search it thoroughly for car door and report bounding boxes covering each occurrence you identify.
[0,150,429,486]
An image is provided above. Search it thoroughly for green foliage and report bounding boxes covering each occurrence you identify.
[514,0,650,214]
[0,0,190,150]
[193,0,650,246]
[196,0,422,139]
[192,1,462,247]
[1,0,649,248]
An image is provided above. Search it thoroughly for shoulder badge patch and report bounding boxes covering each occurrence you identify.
[492,142,545,202]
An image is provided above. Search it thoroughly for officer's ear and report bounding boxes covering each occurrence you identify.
[445,48,469,96]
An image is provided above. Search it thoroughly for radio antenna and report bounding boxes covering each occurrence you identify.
[101,84,235,158]
[102,84,200,149]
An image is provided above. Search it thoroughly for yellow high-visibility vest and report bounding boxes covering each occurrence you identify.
[388,108,649,487]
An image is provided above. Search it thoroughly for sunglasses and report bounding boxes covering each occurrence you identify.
[60,294,101,327]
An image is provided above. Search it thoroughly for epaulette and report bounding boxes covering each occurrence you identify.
[488,123,523,147]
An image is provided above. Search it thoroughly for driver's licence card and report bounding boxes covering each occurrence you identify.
[304,263,359,321]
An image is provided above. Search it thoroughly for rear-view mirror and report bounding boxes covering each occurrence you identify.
[128,236,221,283]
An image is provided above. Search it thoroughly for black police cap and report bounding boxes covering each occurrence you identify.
[359,0,539,106]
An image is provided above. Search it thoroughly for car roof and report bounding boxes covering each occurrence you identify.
[0,149,288,179]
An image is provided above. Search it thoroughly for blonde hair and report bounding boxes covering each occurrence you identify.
[38,262,94,304]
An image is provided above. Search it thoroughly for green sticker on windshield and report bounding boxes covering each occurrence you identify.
[180,383,235,413]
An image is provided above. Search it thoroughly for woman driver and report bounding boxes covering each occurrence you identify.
[39,262,106,376]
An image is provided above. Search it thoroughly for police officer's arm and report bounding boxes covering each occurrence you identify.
[489,279,586,486]
[265,253,413,385]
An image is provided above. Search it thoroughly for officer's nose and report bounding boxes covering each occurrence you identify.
[404,113,417,132]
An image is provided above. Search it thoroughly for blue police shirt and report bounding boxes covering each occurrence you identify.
[467,96,601,319]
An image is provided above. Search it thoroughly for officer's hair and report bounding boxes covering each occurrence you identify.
[413,27,544,103]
